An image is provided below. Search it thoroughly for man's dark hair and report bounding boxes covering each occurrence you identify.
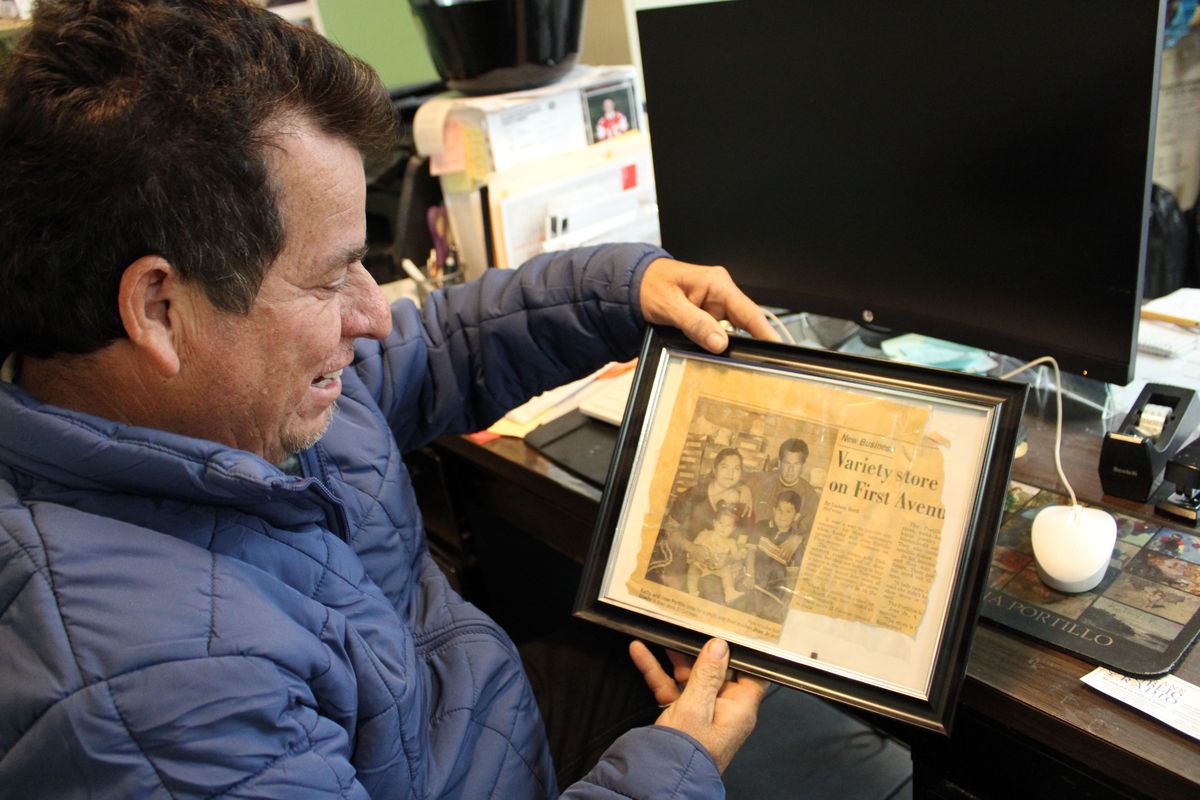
[779,438,809,462]
[0,0,399,357]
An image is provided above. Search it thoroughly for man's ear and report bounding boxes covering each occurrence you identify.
[118,255,185,376]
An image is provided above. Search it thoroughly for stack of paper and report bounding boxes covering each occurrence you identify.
[489,361,636,438]
[1138,320,1198,358]
[579,368,635,426]
[411,66,654,280]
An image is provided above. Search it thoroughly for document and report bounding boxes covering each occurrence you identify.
[795,422,946,637]
[1081,667,1200,742]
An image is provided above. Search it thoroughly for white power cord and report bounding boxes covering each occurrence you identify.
[1000,356,1078,508]
[400,258,430,287]
[762,307,798,345]
[722,308,798,345]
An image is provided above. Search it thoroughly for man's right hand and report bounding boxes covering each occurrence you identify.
[629,638,767,773]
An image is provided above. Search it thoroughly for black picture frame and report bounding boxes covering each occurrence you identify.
[574,327,1027,733]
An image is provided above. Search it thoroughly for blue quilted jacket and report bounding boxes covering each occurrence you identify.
[0,244,725,799]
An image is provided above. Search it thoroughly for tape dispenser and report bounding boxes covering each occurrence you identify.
[1099,384,1200,502]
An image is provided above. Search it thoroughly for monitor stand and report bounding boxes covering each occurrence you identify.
[836,329,1115,430]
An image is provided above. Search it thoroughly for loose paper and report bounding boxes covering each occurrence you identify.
[1081,667,1200,742]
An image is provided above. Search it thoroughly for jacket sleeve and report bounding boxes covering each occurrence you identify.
[0,655,370,800]
[0,507,371,800]
[560,727,725,800]
[352,242,666,453]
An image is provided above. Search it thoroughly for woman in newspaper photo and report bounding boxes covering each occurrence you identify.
[648,447,754,600]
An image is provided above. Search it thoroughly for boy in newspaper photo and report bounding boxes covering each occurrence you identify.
[749,489,808,621]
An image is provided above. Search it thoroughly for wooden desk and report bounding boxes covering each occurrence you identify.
[430,408,1200,799]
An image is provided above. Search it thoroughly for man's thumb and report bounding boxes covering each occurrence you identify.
[688,639,730,701]
[689,310,729,353]
[661,293,727,353]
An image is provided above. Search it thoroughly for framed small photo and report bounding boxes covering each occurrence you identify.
[575,327,1027,733]
[583,80,639,145]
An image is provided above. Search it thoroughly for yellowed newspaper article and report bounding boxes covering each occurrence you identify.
[794,429,946,636]
[623,358,947,641]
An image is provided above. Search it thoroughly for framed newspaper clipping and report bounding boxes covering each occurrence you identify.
[575,327,1027,733]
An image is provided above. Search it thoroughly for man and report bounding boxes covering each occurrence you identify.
[594,97,630,142]
[749,438,821,537]
[0,1,772,797]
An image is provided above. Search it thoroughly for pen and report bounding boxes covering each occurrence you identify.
[1141,309,1200,330]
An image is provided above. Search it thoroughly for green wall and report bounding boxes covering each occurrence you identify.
[319,0,439,89]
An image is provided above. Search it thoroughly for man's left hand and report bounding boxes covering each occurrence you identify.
[629,638,768,773]
[640,259,781,352]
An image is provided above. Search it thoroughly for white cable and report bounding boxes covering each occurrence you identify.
[762,308,798,345]
[999,356,1078,508]
[400,258,429,286]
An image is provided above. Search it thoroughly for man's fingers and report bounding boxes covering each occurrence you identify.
[665,648,693,684]
[722,289,782,343]
[648,639,767,774]
[629,640,682,706]
[723,671,770,706]
[666,294,729,353]
[641,259,787,351]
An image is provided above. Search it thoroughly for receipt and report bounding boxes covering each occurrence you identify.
[1081,667,1200,741]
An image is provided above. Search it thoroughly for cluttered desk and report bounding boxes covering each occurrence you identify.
[424,286,1200,798]
[436,445,1196,795]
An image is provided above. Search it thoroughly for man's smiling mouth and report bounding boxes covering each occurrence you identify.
[312,368,342,388]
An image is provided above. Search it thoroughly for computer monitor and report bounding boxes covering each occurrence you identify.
[637,0,1164,386]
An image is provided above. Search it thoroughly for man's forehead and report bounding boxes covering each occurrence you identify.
[258,118,367,276]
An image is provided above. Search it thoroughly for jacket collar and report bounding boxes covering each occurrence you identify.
[0,381,349,536]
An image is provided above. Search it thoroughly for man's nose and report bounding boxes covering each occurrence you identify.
[344,264,393,341]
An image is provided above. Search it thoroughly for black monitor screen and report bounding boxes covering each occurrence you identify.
[637,0,1164,385]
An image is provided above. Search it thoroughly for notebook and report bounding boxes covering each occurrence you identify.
[1138,320,1198,359]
